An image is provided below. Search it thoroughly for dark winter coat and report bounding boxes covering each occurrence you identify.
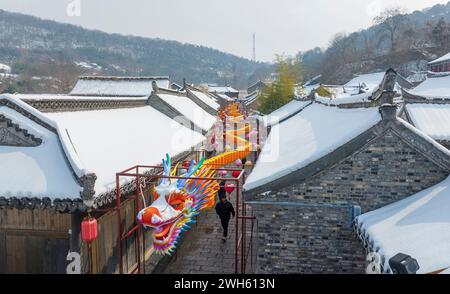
[215,201,235,220]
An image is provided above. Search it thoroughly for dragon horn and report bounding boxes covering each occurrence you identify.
[166,154,171,176]
[171,163,179,176]
[161,158,168,184]
[189,157,205,176]
[161,154,172,184]
[176,157,205,188]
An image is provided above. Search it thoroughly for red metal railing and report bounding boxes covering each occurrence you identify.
[234,169,257,274]
[114,161,249,274]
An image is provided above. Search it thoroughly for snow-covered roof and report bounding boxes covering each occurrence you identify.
[398,118,450,156]
[208,86,239,94]
[406,72,427,84]
[214,93,234,102]
[428,52,450,65]
[248,79,265,88]
[407,75,450,99]
[11,93,148,101]
[263,99,312,126]
[344,72,386,93]
[171,82,182,90]
[1,94,205,202]
[158,94,217,131]
[70,76,170,97]
[303,75,321,87]
[0,97,83,199]
[190,90,220,110]
[405,103,450,141]
[244,103,382,192]
[356,175,450,274]
[300,84,320,97]
[315,91,373,106]
[45,106,205,196]
[244,91,258,106]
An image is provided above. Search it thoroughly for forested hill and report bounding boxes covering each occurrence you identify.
[300,2,450,84]
[0,9,270,91]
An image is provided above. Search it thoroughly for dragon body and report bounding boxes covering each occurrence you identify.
[137,103,254,255]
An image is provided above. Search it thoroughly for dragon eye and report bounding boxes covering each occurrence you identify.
[151,214,162,223]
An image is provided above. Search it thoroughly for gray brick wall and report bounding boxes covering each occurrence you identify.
[249,129,449,273]
[23,99,147,113]
[252,203,366,274]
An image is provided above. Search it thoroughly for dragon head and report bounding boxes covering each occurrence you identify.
[137,154,215,255]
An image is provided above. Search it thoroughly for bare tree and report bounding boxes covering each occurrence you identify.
[319,33,351,80]
[373,7,408,52]
[428,18,450,47]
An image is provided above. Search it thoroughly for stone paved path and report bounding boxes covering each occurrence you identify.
[163,197,237,274]
[159,164,258,274]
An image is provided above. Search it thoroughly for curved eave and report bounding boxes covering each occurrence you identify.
[401,88,450,104]
[244,118,450,199]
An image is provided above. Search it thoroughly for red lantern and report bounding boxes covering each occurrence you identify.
[81,217,98,243]
[232,170,241,178]
[224,183,235,194]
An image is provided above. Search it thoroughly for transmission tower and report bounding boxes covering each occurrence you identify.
[252,33,256,62]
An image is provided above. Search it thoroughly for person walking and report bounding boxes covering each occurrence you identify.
[215,184,235,242]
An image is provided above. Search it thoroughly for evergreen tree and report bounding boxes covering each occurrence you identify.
[258,55,302,114]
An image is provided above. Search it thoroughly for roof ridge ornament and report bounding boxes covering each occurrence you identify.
[80,173,97,208]
[372,68,397,105]
[379,103,397,121]
[152,80,159,94]
[377,69,398,121]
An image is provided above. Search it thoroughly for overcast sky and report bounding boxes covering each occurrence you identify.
[0,0,448,62]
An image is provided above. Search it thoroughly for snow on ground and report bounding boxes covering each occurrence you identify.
[0,73,18,79]
[190,90,220,110]
[244,103,382,192]
[158,94,217,131]
[263,99,312,126]
[408,75,450,99]
[0,106,82,198]
[46,106,205,196]
[356,175,450,274]
[75,61,102,71]
[405,103,450,141]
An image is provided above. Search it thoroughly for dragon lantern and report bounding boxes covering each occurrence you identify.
[137,103,259,255]
[137,154,219,255]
